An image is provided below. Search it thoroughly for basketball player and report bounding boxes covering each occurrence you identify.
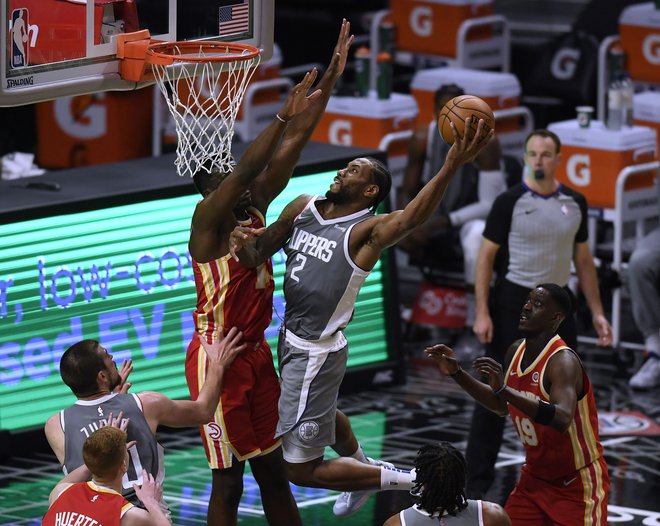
[228,118,492,516]
[185,21,353,526]
[44,329,246,505]
[384,442,511,526]
[43,426,171,526]
[427,284,609,525]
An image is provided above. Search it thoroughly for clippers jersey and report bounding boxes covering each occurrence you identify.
[504,335,604,481]
[400,500,485,525]
[42,481,133,526]
[283,196,372,340]
[61,393,162,501]
[192,207,274,344]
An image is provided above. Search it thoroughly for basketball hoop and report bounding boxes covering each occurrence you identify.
[118,33,261,178]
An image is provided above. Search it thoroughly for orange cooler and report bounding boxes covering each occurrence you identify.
[311,93,418,156]
[390,0,493,57]
[633,91,660,152]
[619,2,660,83]
[410,67,520,128]
[547,120,657,209]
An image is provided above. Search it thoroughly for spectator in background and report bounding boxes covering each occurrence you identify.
[469,129,612,498]
[627,181,660,389]
[397,83,507,326]
[383,442,511,526]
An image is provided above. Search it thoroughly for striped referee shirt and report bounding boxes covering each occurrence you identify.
[483,181,588,289]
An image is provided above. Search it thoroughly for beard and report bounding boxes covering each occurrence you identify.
[325,186,353,205]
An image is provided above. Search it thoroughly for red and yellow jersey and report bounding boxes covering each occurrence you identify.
[505,335,605,481]
[42,481,133,526]
[192,207,274,344]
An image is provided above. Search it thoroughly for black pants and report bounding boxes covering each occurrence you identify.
[464,279,578,498]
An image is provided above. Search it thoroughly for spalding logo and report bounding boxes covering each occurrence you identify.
[643,34,660,65]
[566,154,590,186]
[550,48,580,80]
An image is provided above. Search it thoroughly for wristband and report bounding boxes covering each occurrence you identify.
[449,366,462,378]
[493,383,507,396]
[534,400,556,425]
[276,113,289,123]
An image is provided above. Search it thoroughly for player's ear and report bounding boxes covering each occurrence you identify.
[364,183,378,201]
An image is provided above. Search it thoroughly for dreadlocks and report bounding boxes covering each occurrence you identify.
[411,442,468,520]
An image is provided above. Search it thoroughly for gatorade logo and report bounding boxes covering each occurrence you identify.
[410,6,432,37]
[642,34,660,65]
[329,120,352,146]
[566,154,590,186]
[55,95,107,139]
[550,48,580,80]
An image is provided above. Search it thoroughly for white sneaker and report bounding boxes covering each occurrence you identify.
[629,356,660,389]
[332,458,394,517]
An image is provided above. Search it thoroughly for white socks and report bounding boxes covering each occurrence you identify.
[380,466,415,490]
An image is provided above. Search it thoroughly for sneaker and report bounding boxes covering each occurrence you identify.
[629,356,660,389]
[332,458,394,517]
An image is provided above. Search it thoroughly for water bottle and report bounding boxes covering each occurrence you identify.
[379,22,396,56]
[354,46,370,97]
[621,73,634,127]
[606,46,625,131]
[377,51,393,100]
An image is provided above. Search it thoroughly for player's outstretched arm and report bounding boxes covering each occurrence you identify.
[426,344,508,416]
[138,328,247,430]
[252,19,354,210]
[230,195,310,267]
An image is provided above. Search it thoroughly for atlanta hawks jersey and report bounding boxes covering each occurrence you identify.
[61,393,161,500]
[504,335,605,481]
[192,206,274,344]
[283,196,372,340]
[42,481,133,526]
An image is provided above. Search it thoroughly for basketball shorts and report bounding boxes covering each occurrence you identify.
[505,457,609,526]
[276,329,348,463]
[185,333,281,470]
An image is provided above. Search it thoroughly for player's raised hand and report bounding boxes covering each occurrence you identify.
[114,359,133,394]
[446,118,494,167]
[425,344,461,377]
[201,327,248,370]
[278,68,322,121]
[473,357,504,392]
[229,225,265,262]
[101,411,129,432]
[327,19,354,80]
[134,470,163,506]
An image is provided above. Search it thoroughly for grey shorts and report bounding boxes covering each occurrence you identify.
[275,331,348,461]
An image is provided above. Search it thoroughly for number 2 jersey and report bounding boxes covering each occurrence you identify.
[504,335,605,481]
[192,206,274,344]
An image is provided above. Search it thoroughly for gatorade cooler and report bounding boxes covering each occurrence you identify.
[634,91,660,153]
[547,120,657,209]
[410,67,520,128]
[619,2,660,83]
[311,93,418,155]
[36,89,153,169]
[390,0,493,57]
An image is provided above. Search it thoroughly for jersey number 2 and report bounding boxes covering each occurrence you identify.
[289,254,307,282]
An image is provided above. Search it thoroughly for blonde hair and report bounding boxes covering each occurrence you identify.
[83,426,127,479]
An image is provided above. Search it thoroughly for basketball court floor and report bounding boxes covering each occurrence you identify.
[1,342,658,525]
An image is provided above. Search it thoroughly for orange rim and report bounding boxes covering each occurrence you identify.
[146,41,260,66]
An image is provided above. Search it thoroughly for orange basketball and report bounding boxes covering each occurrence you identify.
[437,95,495,145]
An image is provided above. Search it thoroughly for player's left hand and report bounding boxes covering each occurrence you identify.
[114,359,133,394]
[592,314,613,347]
[201,327,248,370]
[446,118,494,167]
[229,226,265,262]
[425,344,460,377]
[473,357,504,392]
[326,19,354,80]
[101,411,129,432]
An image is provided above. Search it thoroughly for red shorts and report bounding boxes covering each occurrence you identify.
[185,333,281,469]
[505,457,610,526]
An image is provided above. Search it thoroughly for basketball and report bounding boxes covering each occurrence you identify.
[437,95,495,145]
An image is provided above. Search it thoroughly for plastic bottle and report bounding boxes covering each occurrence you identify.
[354,47,370,97]
[606,46,625,131]
[377,51,392,100]
[620,72,634,127]
[379,22,396,56]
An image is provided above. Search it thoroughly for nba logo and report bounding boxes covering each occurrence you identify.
[10,8,29,68]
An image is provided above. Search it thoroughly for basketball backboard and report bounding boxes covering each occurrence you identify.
[0,0,273,106]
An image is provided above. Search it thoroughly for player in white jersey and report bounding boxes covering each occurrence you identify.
[229,119,493,516]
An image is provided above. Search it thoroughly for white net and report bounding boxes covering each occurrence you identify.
[149,44,261,178]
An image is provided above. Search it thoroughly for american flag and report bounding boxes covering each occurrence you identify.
[219,2,249,37]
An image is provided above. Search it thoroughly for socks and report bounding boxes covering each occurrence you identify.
[349,444,369,464]
[380,466,416,490]
[644,332,660,356]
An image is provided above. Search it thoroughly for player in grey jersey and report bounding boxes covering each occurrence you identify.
[384,442,510,526]
[229,118,493,516]
[45,328,246,505]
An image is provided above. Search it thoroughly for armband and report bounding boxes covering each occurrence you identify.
[534,400,556,425]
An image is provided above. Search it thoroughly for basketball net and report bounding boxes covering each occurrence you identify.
[149,43,261,178]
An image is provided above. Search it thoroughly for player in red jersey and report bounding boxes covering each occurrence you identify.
[43,426,170,526]
[427,283,609,525]
[184,21,354,526]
